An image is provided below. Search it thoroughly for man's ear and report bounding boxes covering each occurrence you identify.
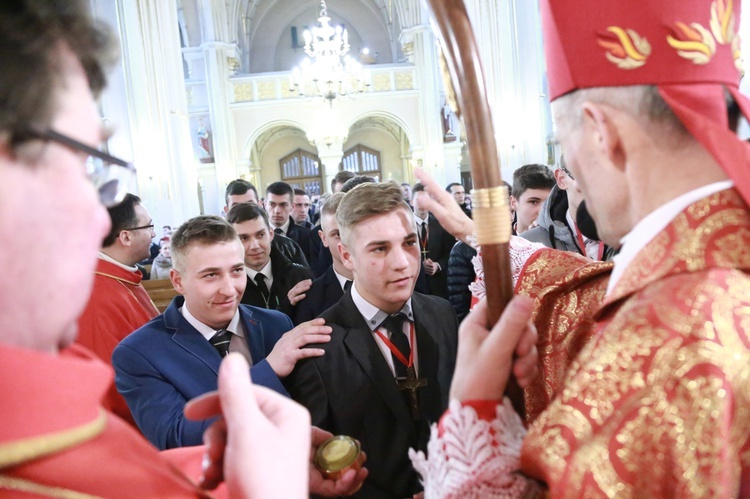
[510,196,518,211]
[553,168,568,190]
[170,268,184,294]
[339,241,355,271]
[582,101,626,172]
[319,229,328,248]
[117,230,131,247]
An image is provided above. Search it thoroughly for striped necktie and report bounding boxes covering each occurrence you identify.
[209,329,231,357]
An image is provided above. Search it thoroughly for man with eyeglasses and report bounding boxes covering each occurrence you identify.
[76,193,159,427]
[522,159,614,261]
[0,1,365,497]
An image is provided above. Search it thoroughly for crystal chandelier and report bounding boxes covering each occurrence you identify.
[291,1,369,106]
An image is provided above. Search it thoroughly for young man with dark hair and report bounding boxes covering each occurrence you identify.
[223,178,259,213]
[510,163,556,234]
[445,181,471,218]
[225,181,310,269]
[292,187,314,229]
[401,182,413,207]
[112,215,329,450]
[522,158,613,260]
[76,193,159,426]
[227,203,313,315]
[285,181,459,498]
[265,181,313,263]
[341,174,376,192]
[331,170,356,193]
[291,193,353,325]
[411,183,456,299]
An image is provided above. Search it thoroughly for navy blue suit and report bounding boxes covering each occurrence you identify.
[291,266,345,325]
[112,296,292,450]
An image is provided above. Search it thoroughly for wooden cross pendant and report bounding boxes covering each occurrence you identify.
[397,366,428,420]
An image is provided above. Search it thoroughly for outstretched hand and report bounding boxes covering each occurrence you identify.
[413,167,475,242]
[309,427,369,496]
[184,354,311,497]
[450,296,539,402]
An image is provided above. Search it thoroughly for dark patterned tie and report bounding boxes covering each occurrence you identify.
[344,280,353,292]
[209,329,231,357]
[254,273,270,307]
[274,228,283,235]
[380,313,409,378]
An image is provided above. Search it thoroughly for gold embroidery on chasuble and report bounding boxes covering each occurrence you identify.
[515,250,612,422]
[519,189,750,497]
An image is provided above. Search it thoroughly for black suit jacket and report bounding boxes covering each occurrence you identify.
[285,217,313,265]
[291,266,344,325]
[271,233,310,269]
[421,214,456,299]
[284,292,458,498]
[240,247,313,316]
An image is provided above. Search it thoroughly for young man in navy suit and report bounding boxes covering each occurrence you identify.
[291,193,353,325]
[285,182,459,498]
[113,215,331,450]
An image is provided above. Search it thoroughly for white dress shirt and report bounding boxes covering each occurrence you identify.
[245,260,274,294]
[180,302,253,364]
[350,282,418,376]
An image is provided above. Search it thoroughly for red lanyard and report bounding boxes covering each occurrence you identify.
[574,224,604,260]
[374,322,415,368]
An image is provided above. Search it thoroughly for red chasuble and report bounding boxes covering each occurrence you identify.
[0,344,222,498]
[520,188,750,496]
[76,259,159,426]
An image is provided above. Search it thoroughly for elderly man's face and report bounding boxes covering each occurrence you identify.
[553,99,629,246]
[0,49,110,352]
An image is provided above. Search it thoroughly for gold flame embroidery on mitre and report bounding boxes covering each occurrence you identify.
[598,27,651,69]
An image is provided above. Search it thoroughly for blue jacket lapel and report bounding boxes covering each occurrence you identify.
[164,296,221,375]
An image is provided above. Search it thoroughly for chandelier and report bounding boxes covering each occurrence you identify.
[290,1,369,106]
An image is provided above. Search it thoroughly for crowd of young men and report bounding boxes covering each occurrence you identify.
[4,0,749,497]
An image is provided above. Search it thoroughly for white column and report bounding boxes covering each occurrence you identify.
[100,0,201,227]
[201,40,239,185]
[462,0,552,178]
[312,139,347,193]
[400,18,445,185]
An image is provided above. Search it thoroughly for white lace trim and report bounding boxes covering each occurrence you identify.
[409,398,530,498]
[468,236,545,302]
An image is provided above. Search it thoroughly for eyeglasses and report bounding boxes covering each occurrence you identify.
[125,224,155,232]
[15,128,136,208]
[560,165,575,181]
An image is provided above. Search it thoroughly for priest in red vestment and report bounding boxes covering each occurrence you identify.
[76,193,160,426]
[412,0,750,496]
[0,2,365,497]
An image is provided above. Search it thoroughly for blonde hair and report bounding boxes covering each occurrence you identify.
[336,181,411,246]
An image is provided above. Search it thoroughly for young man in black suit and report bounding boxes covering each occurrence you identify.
[291,193,352,325]
[411,183,456,299]
[224,179,310,269]
[265,181,313,264]
[226,203,313,316]
[285,182,458,498]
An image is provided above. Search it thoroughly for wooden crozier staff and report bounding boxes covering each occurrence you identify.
[425,0,525,418]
